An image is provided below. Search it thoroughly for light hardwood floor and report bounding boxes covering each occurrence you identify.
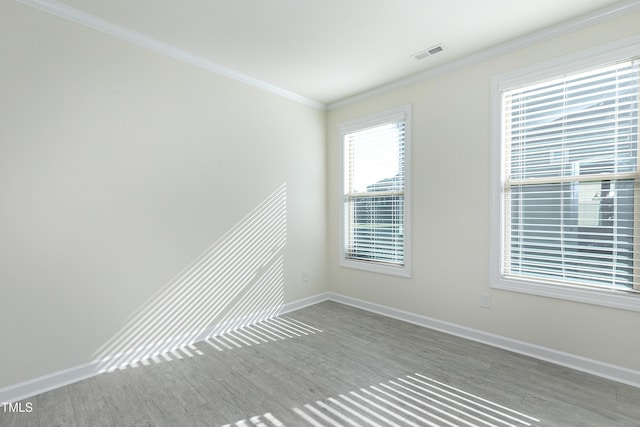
[2,301,639,426]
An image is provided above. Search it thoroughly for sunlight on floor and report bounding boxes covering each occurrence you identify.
[293,373,540,427]
[104,313,323,370]
[223,412,284,427]
[117,343,205,369]
[215,371,541,426]
[204,316,323,351]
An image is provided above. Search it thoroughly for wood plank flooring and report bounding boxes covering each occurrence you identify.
[1,301,639,426]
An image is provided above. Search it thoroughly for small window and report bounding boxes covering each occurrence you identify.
[491,39,640,311]
[339,105,412,277]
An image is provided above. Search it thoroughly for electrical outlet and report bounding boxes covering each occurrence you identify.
[302,271,309,282]
[479,294,492,309]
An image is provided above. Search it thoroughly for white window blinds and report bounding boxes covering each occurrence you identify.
[342,111,406,268]
[501,58,640,292]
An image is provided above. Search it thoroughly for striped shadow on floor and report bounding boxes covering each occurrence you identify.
[104,315,322,371]
[118,343,206,369]
[203,315,323,352]
[293,373,540,427]
[223,412,285,427]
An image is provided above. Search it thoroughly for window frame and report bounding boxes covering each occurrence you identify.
[490,35,640,312]
[339,105,412,278]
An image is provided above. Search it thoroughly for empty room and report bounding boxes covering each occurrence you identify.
[1,0,640,426]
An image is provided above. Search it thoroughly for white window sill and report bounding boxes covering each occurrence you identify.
[340,258,412,278]
[492,278,640,312]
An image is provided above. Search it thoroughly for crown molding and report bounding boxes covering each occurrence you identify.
[15,0,327,111]
[14,0,640,115]
[328,0,640,110]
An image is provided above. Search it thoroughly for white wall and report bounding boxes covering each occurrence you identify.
[0,2,326,388]
[327,11,640,373]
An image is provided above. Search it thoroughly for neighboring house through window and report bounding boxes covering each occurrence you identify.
[340,105,412,277]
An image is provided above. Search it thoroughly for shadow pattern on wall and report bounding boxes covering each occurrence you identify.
[93,184,287,372]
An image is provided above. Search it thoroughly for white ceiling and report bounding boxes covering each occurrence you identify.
[23,0,640,106]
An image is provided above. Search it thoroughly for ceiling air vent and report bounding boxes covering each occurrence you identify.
[412,44,444,60]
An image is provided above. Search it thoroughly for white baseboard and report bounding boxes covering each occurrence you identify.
[281,292,331,314]
[2,290,637,403]
[328,292,640,389]
[0,361,100,404]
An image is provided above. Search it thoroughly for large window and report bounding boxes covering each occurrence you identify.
[340,105,411,277]
[491,38,640,311]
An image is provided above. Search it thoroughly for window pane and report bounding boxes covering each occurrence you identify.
[507,61,638,181]
[345,123,405,194]
[503,59,639,292]
[343,119,406,267]
[508,179,635,290]
[347,194,404,264]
